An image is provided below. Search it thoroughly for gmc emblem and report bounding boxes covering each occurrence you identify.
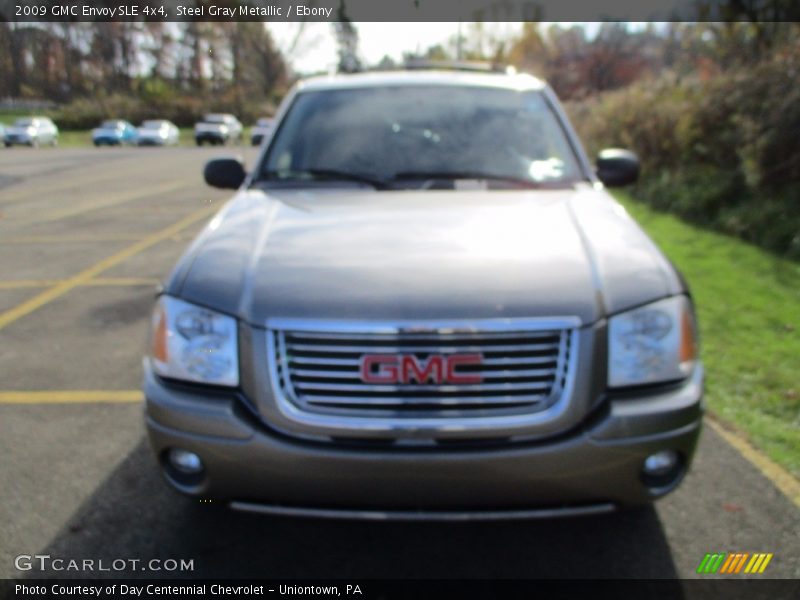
[359,353,483,385]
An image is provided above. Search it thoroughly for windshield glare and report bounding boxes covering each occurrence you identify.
[261,85,583,187]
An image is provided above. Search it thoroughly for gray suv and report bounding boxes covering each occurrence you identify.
[144,70,703,519]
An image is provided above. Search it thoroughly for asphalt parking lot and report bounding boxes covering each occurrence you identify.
[0,147,798,581]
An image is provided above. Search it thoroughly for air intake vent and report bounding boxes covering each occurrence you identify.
[267,320,575,420]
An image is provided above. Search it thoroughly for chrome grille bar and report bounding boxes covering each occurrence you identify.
[290,367,558,379]
[298,394,546,407]
[285,342,561,353]
[288,355,559,367]
[292,381,555,393]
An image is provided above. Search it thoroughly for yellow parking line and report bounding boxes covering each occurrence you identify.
[0,278,161,290]
[108,206,199,215]
[0,168,155,207]
[0,390,142,404]
[0,204,217,332]
[707,417,800,509]
[0,234,144,244]
[25,181,188,224]
[84,277,161,287]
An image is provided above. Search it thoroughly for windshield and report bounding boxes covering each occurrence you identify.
[142,121,165,129]
[15,119,34,127]
[204,115,226,123]
[259,85,583,188]
[101,120,122,128]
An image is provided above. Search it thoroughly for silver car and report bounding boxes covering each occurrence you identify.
[144,70,703,519]
[136,120,180,146]
[4,116,59,147]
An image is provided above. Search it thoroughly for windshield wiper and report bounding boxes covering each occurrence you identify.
[390,170,545,189]
[262,169,390,190]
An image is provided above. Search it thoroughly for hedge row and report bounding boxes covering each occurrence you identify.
[53,88,277,130]
[566,46,800,259]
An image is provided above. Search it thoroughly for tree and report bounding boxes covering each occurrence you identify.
[333,1,361,73]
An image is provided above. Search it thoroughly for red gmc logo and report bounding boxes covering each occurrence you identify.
[359,353,483,385]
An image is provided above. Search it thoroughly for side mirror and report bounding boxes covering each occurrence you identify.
[204,157,246,189]
[596,148,639,187]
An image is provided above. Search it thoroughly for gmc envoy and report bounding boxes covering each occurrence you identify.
[144,69,703,519]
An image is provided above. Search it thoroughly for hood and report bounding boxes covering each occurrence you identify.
[93,128,122,137]
[196,122,228,132]
[7,126,34,136]
[138,128,164,137]
[170,187,682,327]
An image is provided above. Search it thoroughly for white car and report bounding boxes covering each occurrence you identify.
[136,120,180,146]
[250,117,275,146]
[4,117,59,148]
[194,114,243,146]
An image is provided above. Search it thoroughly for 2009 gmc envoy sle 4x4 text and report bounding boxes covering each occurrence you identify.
[143,69,703,520]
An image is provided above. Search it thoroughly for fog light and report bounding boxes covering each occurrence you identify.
[168,448,204,474]
[643,450,678,476]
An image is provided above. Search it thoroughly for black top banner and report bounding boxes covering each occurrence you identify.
[2,0,799,22]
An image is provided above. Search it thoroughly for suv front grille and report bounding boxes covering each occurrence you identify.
[267,320,575,419]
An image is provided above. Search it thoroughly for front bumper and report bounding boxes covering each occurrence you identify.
[5,135,33,145]
[195,132,227,144]
[144,364,703,514]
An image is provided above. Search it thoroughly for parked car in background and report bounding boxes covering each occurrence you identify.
[4,117,59,147]
[194,114,243,146]
[250,117,274,146]
[92,120,137,146]
[0,122,4,143]
[144,69,703,518]
[137,120,180,146]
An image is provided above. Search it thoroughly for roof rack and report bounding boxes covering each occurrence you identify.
[402,59,516,75]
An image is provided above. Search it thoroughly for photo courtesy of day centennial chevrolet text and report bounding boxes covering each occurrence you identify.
[143,68,703,519]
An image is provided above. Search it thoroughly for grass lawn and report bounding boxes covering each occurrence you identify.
[613,190,800,477]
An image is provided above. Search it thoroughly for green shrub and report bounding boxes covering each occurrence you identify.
[54,92,273,130]
[567,47,800,259]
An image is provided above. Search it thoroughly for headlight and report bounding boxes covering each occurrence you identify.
[608,295,697,388]
[148,296,239,387]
